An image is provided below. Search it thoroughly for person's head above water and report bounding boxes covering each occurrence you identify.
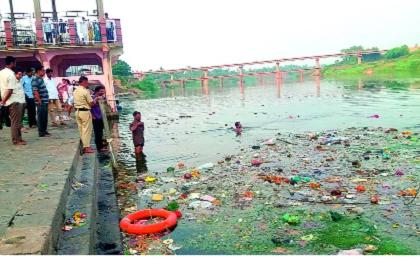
[235,122,242,128]
[133,111,141,121]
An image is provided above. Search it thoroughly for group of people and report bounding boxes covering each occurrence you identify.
[0,55,108,155]
[42,13,116,45]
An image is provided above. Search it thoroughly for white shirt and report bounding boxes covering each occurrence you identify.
[44,77,59,100]
[0,68,24,106]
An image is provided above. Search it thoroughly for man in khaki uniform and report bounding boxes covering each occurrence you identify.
[73,76,100,154]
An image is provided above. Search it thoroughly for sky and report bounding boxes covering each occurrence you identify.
[1,0,420,71]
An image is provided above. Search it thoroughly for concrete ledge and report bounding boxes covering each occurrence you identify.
[0,124,80,254]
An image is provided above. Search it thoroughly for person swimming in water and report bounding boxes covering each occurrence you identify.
[234,121,242,135]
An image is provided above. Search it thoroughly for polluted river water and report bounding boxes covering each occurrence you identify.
[114,78,420,255]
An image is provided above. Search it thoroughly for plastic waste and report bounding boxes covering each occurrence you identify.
[198,163,214,170]
[251,159,263,166]
[370,195,379,204]
[167,167,175,173]
[338,249,363,255]
[395,169,404,176]
[368,114,380,119]
[166,201,179,211]
[183,173,192,180]
[152,194,164,201]
[398,188,417,197]
[145,176,157,183]
[191,169,200,177]
[189,201,213,209]
[201,195,216,202]
[356,185,366,192]
[309,182,321,189]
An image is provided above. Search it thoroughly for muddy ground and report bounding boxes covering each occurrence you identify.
[115,127,419,255]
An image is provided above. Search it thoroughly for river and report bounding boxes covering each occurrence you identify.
[115,78,420,173]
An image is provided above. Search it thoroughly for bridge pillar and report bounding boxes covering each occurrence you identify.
[258,74,264,86]
[238,65,244,88]
[180,80,185,88]
[219,78,224,88]
[314,57,321,76]
[357,52,362,65]
[299,70,304,82]
[275,62,282,80]
[202,69,209,90]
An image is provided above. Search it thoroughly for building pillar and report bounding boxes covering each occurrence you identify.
[100,18,107,43]
[96,0,105,19]
[33,0,44,47]
[219,78,224,88]
[4,21,13,48]
[299,70,304,82]
[357,52,362,65]
[115,19,122,45]
[102,49,116,111]
[68,19,76,45]
[180,80,185,88]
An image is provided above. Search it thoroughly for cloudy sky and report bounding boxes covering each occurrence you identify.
[1,0,420,70]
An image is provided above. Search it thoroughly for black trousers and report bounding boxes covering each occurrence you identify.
[25,97,37,127]
[92,118,104,150]
[37,103,48,136]
[45,32,53,43]
[0,105,11,129]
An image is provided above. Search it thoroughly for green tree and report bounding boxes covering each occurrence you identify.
[112,60,132,76]
[384,45,409,59]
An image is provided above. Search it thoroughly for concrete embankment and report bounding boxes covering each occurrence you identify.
[0,121,122,254]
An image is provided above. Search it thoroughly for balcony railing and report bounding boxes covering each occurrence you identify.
[0,12,122,49]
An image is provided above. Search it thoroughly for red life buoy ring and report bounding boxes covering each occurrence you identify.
[120,209,178,235]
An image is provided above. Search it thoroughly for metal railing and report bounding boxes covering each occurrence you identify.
[1,11,122,48]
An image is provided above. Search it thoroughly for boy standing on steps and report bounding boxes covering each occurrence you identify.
[129,111,144,154]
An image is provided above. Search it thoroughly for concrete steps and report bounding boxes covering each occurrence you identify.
[57,152,98,254]
[56,150,122,255]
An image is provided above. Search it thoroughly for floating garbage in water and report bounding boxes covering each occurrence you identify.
[337,249,363,255]
[166,201,179,211]
[200,195,216,202]
[37,183,49,189]
[398,188,417,197]
[251,159,263,166]
[395,169,404,176]
[152,194,164,201]
[167,167,175,173]
[145,176,157,183]
[189,201,213,209]
[368,114,380,119]
[198,162,214,170]
[356,185,366,192]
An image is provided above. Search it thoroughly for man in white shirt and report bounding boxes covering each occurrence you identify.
[0,56,27,145]
[45,68,65,126]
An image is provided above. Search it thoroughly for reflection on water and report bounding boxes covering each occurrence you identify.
[115,78,420,173]
[135,153,148,173]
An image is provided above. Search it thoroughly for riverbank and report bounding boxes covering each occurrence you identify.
[116,126,419,255]
[0,123,79,254]
[323,50,420,78]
